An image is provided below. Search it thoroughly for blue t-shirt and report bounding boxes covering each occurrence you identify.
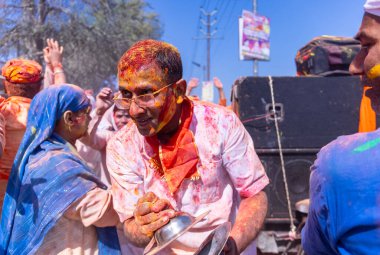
[302,129,380,255]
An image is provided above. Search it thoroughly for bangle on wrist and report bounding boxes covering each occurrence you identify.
[54,70,64,75]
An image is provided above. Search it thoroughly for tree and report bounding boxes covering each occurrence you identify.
[0,0,162,90]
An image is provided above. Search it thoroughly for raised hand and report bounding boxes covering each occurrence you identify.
[188,77,199,89]
[95,87,114,115]
[213,77,224,89]
[43,38,64,69]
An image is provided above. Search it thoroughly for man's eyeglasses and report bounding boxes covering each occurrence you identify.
[113,82,175,110]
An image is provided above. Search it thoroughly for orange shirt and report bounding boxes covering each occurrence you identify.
[0,96,31,179]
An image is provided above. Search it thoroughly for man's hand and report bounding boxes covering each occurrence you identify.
[95,87,113,115]
[213,77,224,89]
[133,192,176,237]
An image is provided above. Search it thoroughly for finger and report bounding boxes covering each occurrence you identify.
[135,209,176,225]
[151,198,173,213]
[60,46,64,54]
[98,91,109,97]
[135,201,154,217]
[51,39,55,48]
[101,87,112,94]
[104,99,114,106]
[47,38,53,48]
[137,192,159,205]
[139,215,171,236]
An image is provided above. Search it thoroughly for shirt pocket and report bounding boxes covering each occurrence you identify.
[196,158,223,204]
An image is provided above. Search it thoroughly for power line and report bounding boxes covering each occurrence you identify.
[193,8,219,81]
[211,0,238,58]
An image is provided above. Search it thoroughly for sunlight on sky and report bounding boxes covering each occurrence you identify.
[147,0,365,103]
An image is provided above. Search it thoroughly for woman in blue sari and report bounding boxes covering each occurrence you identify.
[0,84,120,254]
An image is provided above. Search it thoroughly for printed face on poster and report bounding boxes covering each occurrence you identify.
[239,10,270,61]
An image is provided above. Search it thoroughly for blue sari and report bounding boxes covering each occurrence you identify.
[0,84,120,255]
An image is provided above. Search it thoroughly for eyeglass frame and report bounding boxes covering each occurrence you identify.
[113,81,177,110]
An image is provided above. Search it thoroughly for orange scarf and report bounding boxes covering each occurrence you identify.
[146,99,199,194]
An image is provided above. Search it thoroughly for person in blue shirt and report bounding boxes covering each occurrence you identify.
[302,1,380,254]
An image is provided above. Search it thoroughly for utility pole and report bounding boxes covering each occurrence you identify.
[197,8,218,81]
[253,0,258,77]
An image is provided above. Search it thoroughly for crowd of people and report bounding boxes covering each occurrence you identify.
[0,35,269,254]
[0,0,379,254]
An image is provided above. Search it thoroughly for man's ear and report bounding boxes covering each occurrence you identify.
[175,79,186,97]
[62,110,74,126]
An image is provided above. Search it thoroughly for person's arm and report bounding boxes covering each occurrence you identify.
[225,192,267,254]
[64,187,119,227]
[221,111,270,254]
[79,88,114,150]
[0,112,5,157]
[186,77,199,96]
[213,77,227,106]
[43,38,66,85]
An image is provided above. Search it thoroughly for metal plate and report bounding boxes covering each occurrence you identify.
[144,210,210,255]
[194,222,231,255]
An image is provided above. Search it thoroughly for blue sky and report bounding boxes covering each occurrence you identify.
[147,0,365,104]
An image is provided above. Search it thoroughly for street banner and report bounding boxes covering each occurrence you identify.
[239,10,270,61]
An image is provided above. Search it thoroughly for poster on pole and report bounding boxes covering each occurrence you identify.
[201,81,214,102]
[239,10,270,61]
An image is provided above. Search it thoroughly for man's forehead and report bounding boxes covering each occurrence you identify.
[356,13,380,42]
[119,67,167,91]
[119,81,160,92]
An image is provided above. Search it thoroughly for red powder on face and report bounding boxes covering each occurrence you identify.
[156,91,176,131]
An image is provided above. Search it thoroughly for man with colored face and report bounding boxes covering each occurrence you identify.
[113,106,130,130]
[302,1,380,254]
[107,39,269,254]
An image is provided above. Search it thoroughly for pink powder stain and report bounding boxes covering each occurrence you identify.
[192,194,200,205]
[240,190,251,198]
[234,177,247,188]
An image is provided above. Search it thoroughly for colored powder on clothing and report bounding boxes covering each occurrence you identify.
[367,64,380,80]
[354,137,380,152]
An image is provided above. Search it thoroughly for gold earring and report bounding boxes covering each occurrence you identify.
[176,96,183,104]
